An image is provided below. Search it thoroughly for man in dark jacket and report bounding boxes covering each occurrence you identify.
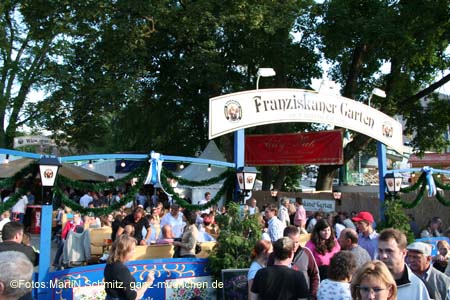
[0,222,39,266]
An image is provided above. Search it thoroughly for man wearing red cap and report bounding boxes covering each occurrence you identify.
[352,211,379,259]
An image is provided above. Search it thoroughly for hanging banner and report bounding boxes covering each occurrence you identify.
[209,88,403,154]
[245,130,343,165]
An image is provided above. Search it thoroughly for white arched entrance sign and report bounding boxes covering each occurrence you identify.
[209,88,403,154]
[209,88,404,219]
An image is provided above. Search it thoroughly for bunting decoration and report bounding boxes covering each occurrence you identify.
[144,151,172,196]
[422,166,436,197]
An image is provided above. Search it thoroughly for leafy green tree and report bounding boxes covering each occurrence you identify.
[314,0,450,190]
[0,0,78,147]
[207,202,262,278]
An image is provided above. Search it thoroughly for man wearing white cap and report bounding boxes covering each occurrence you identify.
[407,241,450,300]
[352,211,379,259]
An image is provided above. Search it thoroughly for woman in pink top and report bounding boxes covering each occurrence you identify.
[305,218,340,280]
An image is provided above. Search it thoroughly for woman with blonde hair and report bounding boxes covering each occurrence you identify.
[104,234,154,300]
[351,260,397,300]
[247,240,273,299]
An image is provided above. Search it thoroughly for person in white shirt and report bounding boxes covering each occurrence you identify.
[79,192,93,208]
[248,198,259,215]
[159,203,185,238]
[264,204,285,242]
[378,228,430,300]
[11,194,28,224]
[277,197,290,227]
[198,192,211,214]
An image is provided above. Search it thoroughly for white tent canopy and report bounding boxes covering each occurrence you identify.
[177,141,227,180]
[175,141,229,205]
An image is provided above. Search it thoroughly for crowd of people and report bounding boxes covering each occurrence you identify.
[0,189,449,300]
[247,196,450,300]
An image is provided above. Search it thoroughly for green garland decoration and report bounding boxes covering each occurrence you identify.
[432,175,450,206]
[162,168,233,186]
[0,163,36,189]
[399,181,426,209]
[435,191,450,206]
[53,182,141,216]
[399,173,426,193]
[0,163,38,213]
[433,175,450,190]
[160,171,234,211]
[56,164,148,192]
[0,191,25,214]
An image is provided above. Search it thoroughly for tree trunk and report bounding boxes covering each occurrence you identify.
[261,166,273,191]
[273,166,287,190]
[316,42,369,190]
[315,165,339,191]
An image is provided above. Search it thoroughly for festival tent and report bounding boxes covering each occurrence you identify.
[0,158,107,181]
[174,141,228,204]
[173,141,261,204]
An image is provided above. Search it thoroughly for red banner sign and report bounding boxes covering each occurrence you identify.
[245,130,343,166]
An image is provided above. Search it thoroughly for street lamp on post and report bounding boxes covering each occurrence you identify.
[38,157,61,204]
[39,157,62,188]
[256,68,276,90]
[37,156,61,300]
[236,166,258,204]
[333,190,342,206]
[271,189,278,201]
[384,172,403,200]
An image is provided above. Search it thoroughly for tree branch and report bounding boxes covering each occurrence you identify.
[404,73,450,103]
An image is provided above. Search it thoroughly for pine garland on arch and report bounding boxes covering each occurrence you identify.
[396,172,450,208]
[159,170,235,211]
[0,161,235,215]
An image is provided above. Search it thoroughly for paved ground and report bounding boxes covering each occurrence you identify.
[30,233,59,271]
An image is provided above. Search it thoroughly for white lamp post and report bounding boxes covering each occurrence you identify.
[256,68,276,90]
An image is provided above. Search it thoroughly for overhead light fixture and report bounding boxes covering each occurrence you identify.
[256,68,276,90]
[4,154,9,164]
[372,88,387,98]
[120,160,126,168]
[207,164,212,172]
[88,160,94,169]
[368,88,386,106]
[179,163,185,170]
[106,176,115,183]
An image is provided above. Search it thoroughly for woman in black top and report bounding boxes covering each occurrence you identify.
[104,235,154,300]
